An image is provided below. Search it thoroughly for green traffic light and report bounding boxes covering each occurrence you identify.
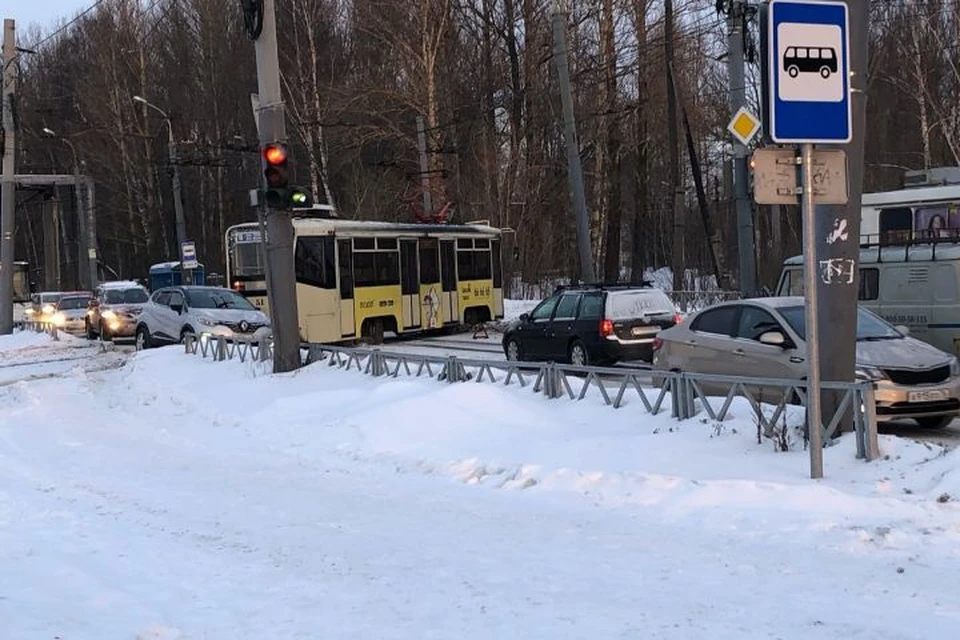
[291,191,308,205]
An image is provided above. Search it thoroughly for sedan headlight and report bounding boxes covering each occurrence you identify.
[52,312,66,327]
[102,309,116,320]
[951,357,960,377]
[42,304,54,315]
[855,366,887,381]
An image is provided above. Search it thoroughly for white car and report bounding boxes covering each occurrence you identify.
[135,285,271,350]
[52,293,94,336]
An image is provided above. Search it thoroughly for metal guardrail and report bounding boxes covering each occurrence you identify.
[183,334,273,363]
[182,336,880,475]
[15,320,60,340]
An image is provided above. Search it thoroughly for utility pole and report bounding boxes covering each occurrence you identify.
[727,0,757,295]
[551,0,596,284]
[817,0,869,434]
[85,175,97,288]
[248,0,301,373]
[416,115,433,218]
[0,19,16,335]
[133,95,190,285]
[665,0,684,292]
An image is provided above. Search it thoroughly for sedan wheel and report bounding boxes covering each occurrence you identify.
[569,341,589,366]
[506,339,522,361]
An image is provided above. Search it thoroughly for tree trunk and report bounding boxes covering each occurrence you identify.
[601,0,621,282]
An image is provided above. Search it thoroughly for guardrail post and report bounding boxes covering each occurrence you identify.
[184,334,193,353]
[215,336,227,361]
[259,338,272,363]
[372,349,384,377]
[443,355,460,382]
[50,324,59,341]
[861,382,879,461]
[670,373,680,419]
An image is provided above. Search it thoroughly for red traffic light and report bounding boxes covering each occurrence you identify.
[263,143,288,165]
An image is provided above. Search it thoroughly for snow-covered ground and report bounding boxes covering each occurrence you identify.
[3,332,960,639]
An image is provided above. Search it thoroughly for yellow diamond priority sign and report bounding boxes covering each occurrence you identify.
[727,106,761,146]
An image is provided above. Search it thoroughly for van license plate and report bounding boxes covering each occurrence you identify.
[908,389,949,403]
[632,326,657,336]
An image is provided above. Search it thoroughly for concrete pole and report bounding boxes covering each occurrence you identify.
[168,130,191,285]
[254,0,301,373]
[815,0,869,434]
[550,0,596,284]
[416,115,433,219]
[728,0,757,295]
[85,176,98,288]
[665,0,684,292]
[0,19,16,333]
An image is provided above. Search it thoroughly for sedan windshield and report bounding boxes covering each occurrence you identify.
[778,306,902,342]
[58,297,91,310]
[105,288,149,304]
[185,289,255,310]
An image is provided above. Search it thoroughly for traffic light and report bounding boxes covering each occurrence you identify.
[263,142,289,208]
[290,188,311,207]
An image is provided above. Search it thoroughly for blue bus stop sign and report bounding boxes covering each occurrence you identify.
[768,0,851,144]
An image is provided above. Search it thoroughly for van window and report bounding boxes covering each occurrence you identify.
[859,268,879,301]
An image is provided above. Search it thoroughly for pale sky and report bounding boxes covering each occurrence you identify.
[0,0,91,37]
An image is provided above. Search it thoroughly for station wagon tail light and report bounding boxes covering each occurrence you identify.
[599,319,614,337]
[653,337,663,352]
[673,312,683,325]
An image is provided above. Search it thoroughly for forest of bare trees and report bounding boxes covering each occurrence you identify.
[11,0,960,294]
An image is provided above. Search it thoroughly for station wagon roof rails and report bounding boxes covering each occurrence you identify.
[552,281,654,294]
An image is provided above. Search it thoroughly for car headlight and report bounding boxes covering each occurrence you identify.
[42,304,54,314]
[52,312,66,326]
[102,309,116,320]
[855,366,887,381]
[951,358,960,377]
[199,318,217,327]
[25,308,35,316]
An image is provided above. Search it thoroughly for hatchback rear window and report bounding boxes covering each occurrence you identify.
[606,290,675,320]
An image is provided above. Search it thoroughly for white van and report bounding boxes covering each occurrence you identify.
[777,244,960,355]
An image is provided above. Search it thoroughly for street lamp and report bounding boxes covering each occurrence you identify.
[133,94,190,283]
[43,127,98,290]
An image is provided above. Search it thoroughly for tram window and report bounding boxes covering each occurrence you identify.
[400,240,418,295]
[295,236,336,289]
[492,240,502,288]
[475,238,490,249]
[338,239,354,300]
[419,239,439,284]
[474,250,491,279]
[377,237,398,250]
[457,238,473,249]
[441,241,456,292]
[354,251,399,287]
[457,249,475,281]
[354,237,375,251]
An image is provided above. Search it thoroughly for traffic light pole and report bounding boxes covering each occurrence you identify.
[252,0,301,373]
[0,19,17,335]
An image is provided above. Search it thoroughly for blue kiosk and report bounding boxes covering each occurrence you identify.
[149,261,206,292]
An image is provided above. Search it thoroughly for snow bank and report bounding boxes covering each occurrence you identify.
[4,345,960,638]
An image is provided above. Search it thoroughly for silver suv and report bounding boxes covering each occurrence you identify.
[135,285,271,349]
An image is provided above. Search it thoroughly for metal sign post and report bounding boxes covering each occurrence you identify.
[768,0,852,479]
[800,143,823,476]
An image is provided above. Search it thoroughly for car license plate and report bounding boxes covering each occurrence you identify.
[631,325,658,336]
[908,389,949,403]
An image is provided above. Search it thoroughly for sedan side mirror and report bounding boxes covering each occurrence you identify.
[759,330,787,347]
[895,324,910,336]
[519,313,530,323]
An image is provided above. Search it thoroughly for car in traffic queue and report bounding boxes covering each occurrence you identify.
[135,285,271,350]
[51,293,94,336]
[653,296,960,429]
[23,291,64,323]
[86,281,151,342]
[501,284,682,366]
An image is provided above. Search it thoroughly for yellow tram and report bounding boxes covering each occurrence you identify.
[225,217,504,343]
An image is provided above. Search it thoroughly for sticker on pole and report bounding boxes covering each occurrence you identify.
[768,0,851,144]
[727,106,761,146]
[181,241,198,269]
